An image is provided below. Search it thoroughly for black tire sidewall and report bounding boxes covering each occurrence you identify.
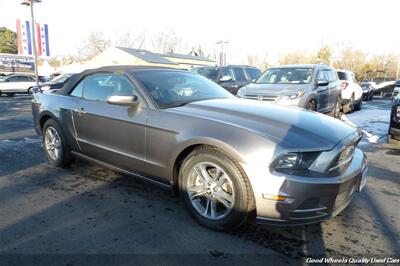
[42,119,71,167]
[179,148,252,231]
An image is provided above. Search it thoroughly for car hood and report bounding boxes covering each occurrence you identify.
[171,98,357,151]
[241,83,310,95]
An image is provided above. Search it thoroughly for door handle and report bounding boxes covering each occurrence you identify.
[74,108,86,115]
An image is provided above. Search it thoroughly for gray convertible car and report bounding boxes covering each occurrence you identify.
[32,65,368,231]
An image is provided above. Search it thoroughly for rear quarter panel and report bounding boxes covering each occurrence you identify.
[32,92,80,150]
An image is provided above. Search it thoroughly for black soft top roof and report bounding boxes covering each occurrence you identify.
[56,65,182,95]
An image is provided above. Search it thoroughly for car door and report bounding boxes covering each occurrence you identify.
[217,67,240,94]
[1,75,20,92]
[315,69,330,112]
[72,73,147,174]
[327,69,340,109]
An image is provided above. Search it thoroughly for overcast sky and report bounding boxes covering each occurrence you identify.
[0,0,399,63]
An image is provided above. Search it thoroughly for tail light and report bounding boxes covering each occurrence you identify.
[341,82,349,90]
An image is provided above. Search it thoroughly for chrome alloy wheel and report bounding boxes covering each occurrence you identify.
[44,126,62,161]
[186,162,235,220]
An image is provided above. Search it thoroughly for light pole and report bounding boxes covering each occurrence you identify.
[216,40,229,66]
[21,0,41,86]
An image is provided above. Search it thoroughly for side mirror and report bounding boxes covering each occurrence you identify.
[219,75,232,82]
[107,95,139,106]
[316,80,329,86]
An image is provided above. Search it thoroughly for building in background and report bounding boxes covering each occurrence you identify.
[88,47,216,70]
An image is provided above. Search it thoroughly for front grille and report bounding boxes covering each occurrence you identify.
[243,94,278,101]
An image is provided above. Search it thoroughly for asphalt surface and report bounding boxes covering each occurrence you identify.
[0,94,399,265]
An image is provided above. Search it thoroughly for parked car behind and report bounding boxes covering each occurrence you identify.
[33,73,75,93]
[391,80,400,100]
[191,65,262,95]
[237,64,342,118]
[360,81,374,101]
[388,94,400,144]
[0,73,42,96]
[32,65,367,231]
[336,70,363,113]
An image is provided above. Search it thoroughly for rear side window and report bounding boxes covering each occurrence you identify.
[245,68,262,80]
[337,71,351,81]
[232,68,247,82]
[219,68,233,79]
[70,81,84,97]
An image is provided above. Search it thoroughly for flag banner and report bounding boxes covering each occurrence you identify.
[16,19,50,57]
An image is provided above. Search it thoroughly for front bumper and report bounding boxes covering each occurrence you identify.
[242,148,367,226]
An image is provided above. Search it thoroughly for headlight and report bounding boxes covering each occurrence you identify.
[41,85,51,91]
[237,89,245,98]
[278,89,305,101]
[397,106,400,118]
[272,152,320,171]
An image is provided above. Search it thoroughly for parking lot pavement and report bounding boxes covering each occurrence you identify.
[0,95,399,263]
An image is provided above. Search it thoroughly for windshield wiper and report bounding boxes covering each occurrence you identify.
[164,101,194,109]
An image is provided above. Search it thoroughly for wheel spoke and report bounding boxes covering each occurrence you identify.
[203,198,210,215]
[217,191,233,209]
[216,175,227,188]
[210,200,217,218]
[189,190,206,201]
[213,167,223,182]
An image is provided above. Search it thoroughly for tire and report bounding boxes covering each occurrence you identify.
[343,94,354,114]
[331,97,342,119]
[28,87,33,95]
[369,94,373,101]
[306,99,317,111]
[179,146,255,231]
[354,99,362,111]
[6,93,15,97]
[388,135,400,145]
[42,119,72,167]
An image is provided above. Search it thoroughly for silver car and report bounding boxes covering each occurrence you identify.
[237,64,342,118]
[32,66,367,231]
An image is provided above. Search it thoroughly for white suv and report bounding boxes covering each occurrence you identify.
[337,70,363,113]
[0,73,37,97]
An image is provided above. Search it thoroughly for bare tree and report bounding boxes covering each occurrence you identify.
[116,30,147,49]
[150,29,182,54]
[77,31,111,61]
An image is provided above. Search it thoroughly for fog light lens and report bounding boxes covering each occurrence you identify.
[262,194,287,201]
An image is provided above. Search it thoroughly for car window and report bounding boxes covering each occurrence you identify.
[232,67,247,82]
[192,67,217,80]
[133,70,233,109]
[7,76,20,82]
[317,70,332,82]
[245,68,262,80]
[82,74,137,102]
[330,70,338,82]
[70,80,84,97]
[258,68,313,84]
[219,68,233,80]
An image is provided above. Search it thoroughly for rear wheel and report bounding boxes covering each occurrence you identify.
[306,99,317,111]
[42,119,72,167]
[179,146,255,231]
[28,87,33,95]
[6,93,15,97]
[354,98,362,111]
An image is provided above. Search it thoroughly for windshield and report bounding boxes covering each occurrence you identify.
[50,73,72,83]
[256,68,313,84]
[245,68,262,80]
[191,67,218,81]
[134,70,233,109]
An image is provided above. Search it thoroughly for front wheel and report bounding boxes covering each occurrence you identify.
[179,146,255,231]
[42,119,72,167]
[332,97,342,119]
